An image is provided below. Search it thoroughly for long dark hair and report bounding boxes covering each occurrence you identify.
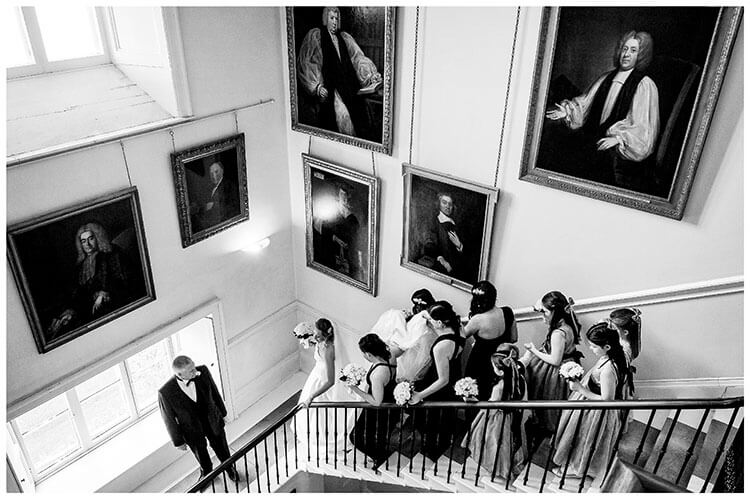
[609,308,641,360]
[358,333,390,361]
[428,301,461,336]
[540,291,581,346]
[315,318,334,345]
[469,280,497,318]
[586,322,634,398]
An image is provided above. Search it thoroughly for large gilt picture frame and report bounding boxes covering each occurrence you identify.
[171,134,249,247]
[7,187,156,353]
[519,7,742,219]
[303,154,380,296]
[286,7,396,155]
[401,164,499,292]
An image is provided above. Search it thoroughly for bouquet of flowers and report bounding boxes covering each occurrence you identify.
[454,377,479,402]
[293,322,317,349]
[393,381,413,406]
[559,361,585,381]
[338,363,366,387]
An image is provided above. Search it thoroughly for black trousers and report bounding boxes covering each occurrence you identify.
[188,426,232,476]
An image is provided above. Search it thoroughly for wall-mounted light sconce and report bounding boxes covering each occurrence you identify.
[244,237,270,253]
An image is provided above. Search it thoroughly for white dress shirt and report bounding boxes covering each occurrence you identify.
[177,376,197,402]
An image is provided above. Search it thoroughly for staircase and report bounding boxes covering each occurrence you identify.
[189,397,744,493]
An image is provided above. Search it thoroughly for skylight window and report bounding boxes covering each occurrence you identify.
[6,6,34,68]
[35,6,104,62]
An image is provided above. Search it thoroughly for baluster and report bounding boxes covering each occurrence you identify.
[505,410,514,490]
[325,407,329,464]
[490,410,507,483]
[675,408,710,483]
[652,408,682,474]
[409,407,417,473]
[243,454,250,489]
[211,478,216,493]
[397,408,405,477]
[604,409,630,480]
[539,411,564,493]
[475,408,491,486]
[353,408,358,471]
[222,469,228,492]
[283,420,289,477]
[447,411,457,484]
[306,409,311,463]
[293,413,298,470]
[344,408,349,467]
[333,407,338,469]
[559,407,585,489]
[421,409,427,480]
[462,407,473,479]
[434,408,442,476]
[273,429,280,484]
[263,438,271,493]
[253,446,262,493]
[385,408,391,471]
[701,406,740,493]
[374,407,380,470]
[578,408,607,493]
[633,408,657,465]
[316,407,320,468]
[234,462,240,493]
[364,407,369,468]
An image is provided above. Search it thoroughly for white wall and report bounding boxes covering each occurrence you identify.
[287,7,744,382]
[6,7,297,418]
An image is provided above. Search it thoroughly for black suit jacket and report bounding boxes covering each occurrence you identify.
[158,365,227,447]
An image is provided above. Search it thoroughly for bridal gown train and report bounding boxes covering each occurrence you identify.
[371,309,437,382]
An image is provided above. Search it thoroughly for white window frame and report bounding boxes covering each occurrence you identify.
[8,6,112,79]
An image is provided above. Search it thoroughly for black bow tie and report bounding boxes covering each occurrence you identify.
[186,378,194,386]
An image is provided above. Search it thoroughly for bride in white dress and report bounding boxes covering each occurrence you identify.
[294,319,356,463]
[370,289,438,383]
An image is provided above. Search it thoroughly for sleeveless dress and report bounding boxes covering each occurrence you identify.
[465,306,516,401]
[463,365,529,483]
[371,309,437,382]
[525,326,583,435]
[294,342,355,461]
[413,333,466,461]
[349,362,399,467]
[553,358,624,486]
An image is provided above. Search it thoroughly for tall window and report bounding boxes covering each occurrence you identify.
[6,6,109,78]
[8,315,221,482]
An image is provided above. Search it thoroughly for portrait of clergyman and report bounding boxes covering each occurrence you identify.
[303,154,379,296]
[7,187,156,354]
[521,7,741,218]
[171,134,249,247]
[287,7,396,154]
[402,165,498,292]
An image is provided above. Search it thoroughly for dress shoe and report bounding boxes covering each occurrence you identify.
[226,468,240,482]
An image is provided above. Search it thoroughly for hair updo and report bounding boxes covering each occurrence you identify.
[469,280,497,317]
[428,301,461,336]
[358,333,390,361]
[315,318,334,345]
[540,290,581,345]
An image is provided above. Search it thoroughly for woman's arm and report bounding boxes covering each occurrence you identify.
[300,345,335,406]
[507,319,518,343]
[349,365,389,406]
[570,364,617,401]
[411,342,452,403]
[526,330,565,366]
[463,315,480,339]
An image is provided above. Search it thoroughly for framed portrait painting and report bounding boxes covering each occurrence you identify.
[401,164,499,292]
[303,153,379,296]
[171,134,249,247]
[286,7,396,155]
[7,187,156,354]
[520,7,742,219]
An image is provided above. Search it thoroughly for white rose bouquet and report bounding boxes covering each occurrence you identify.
[454,377,479,402]
[293,322,317,349]
[393,381,413,406]
[338,364,366,387]
[559,361,585,381]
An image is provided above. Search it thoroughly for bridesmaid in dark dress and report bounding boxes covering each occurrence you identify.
[348,333,399,468]
[464,281,518,401]
[409,301,466,461]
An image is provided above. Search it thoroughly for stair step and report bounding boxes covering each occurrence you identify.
[687,412,742,492]
[643,414,703,485]
[614,419,660,468]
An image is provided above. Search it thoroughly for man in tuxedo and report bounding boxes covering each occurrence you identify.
[158,355,238,482]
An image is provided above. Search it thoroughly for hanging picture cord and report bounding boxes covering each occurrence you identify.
[371,151,376,177]
[119,140,133,187]
[234,110,239,134]
[493,7,521,189]
[169,130,177,154]
[307,135,312,155]
[407,6,421,165]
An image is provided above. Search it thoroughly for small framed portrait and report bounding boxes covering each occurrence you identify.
[7,187,156,354]
[520,7,742,219]
[171,134,249,247]
[401,164,499,292]
[303,153,379,296]
[286,7,396,155]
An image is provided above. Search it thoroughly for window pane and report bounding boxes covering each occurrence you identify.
[36,6,103,62]
[126,341,173,413]
[76,367,130,438]
[5,6,34,67]
[14,395,81,473]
